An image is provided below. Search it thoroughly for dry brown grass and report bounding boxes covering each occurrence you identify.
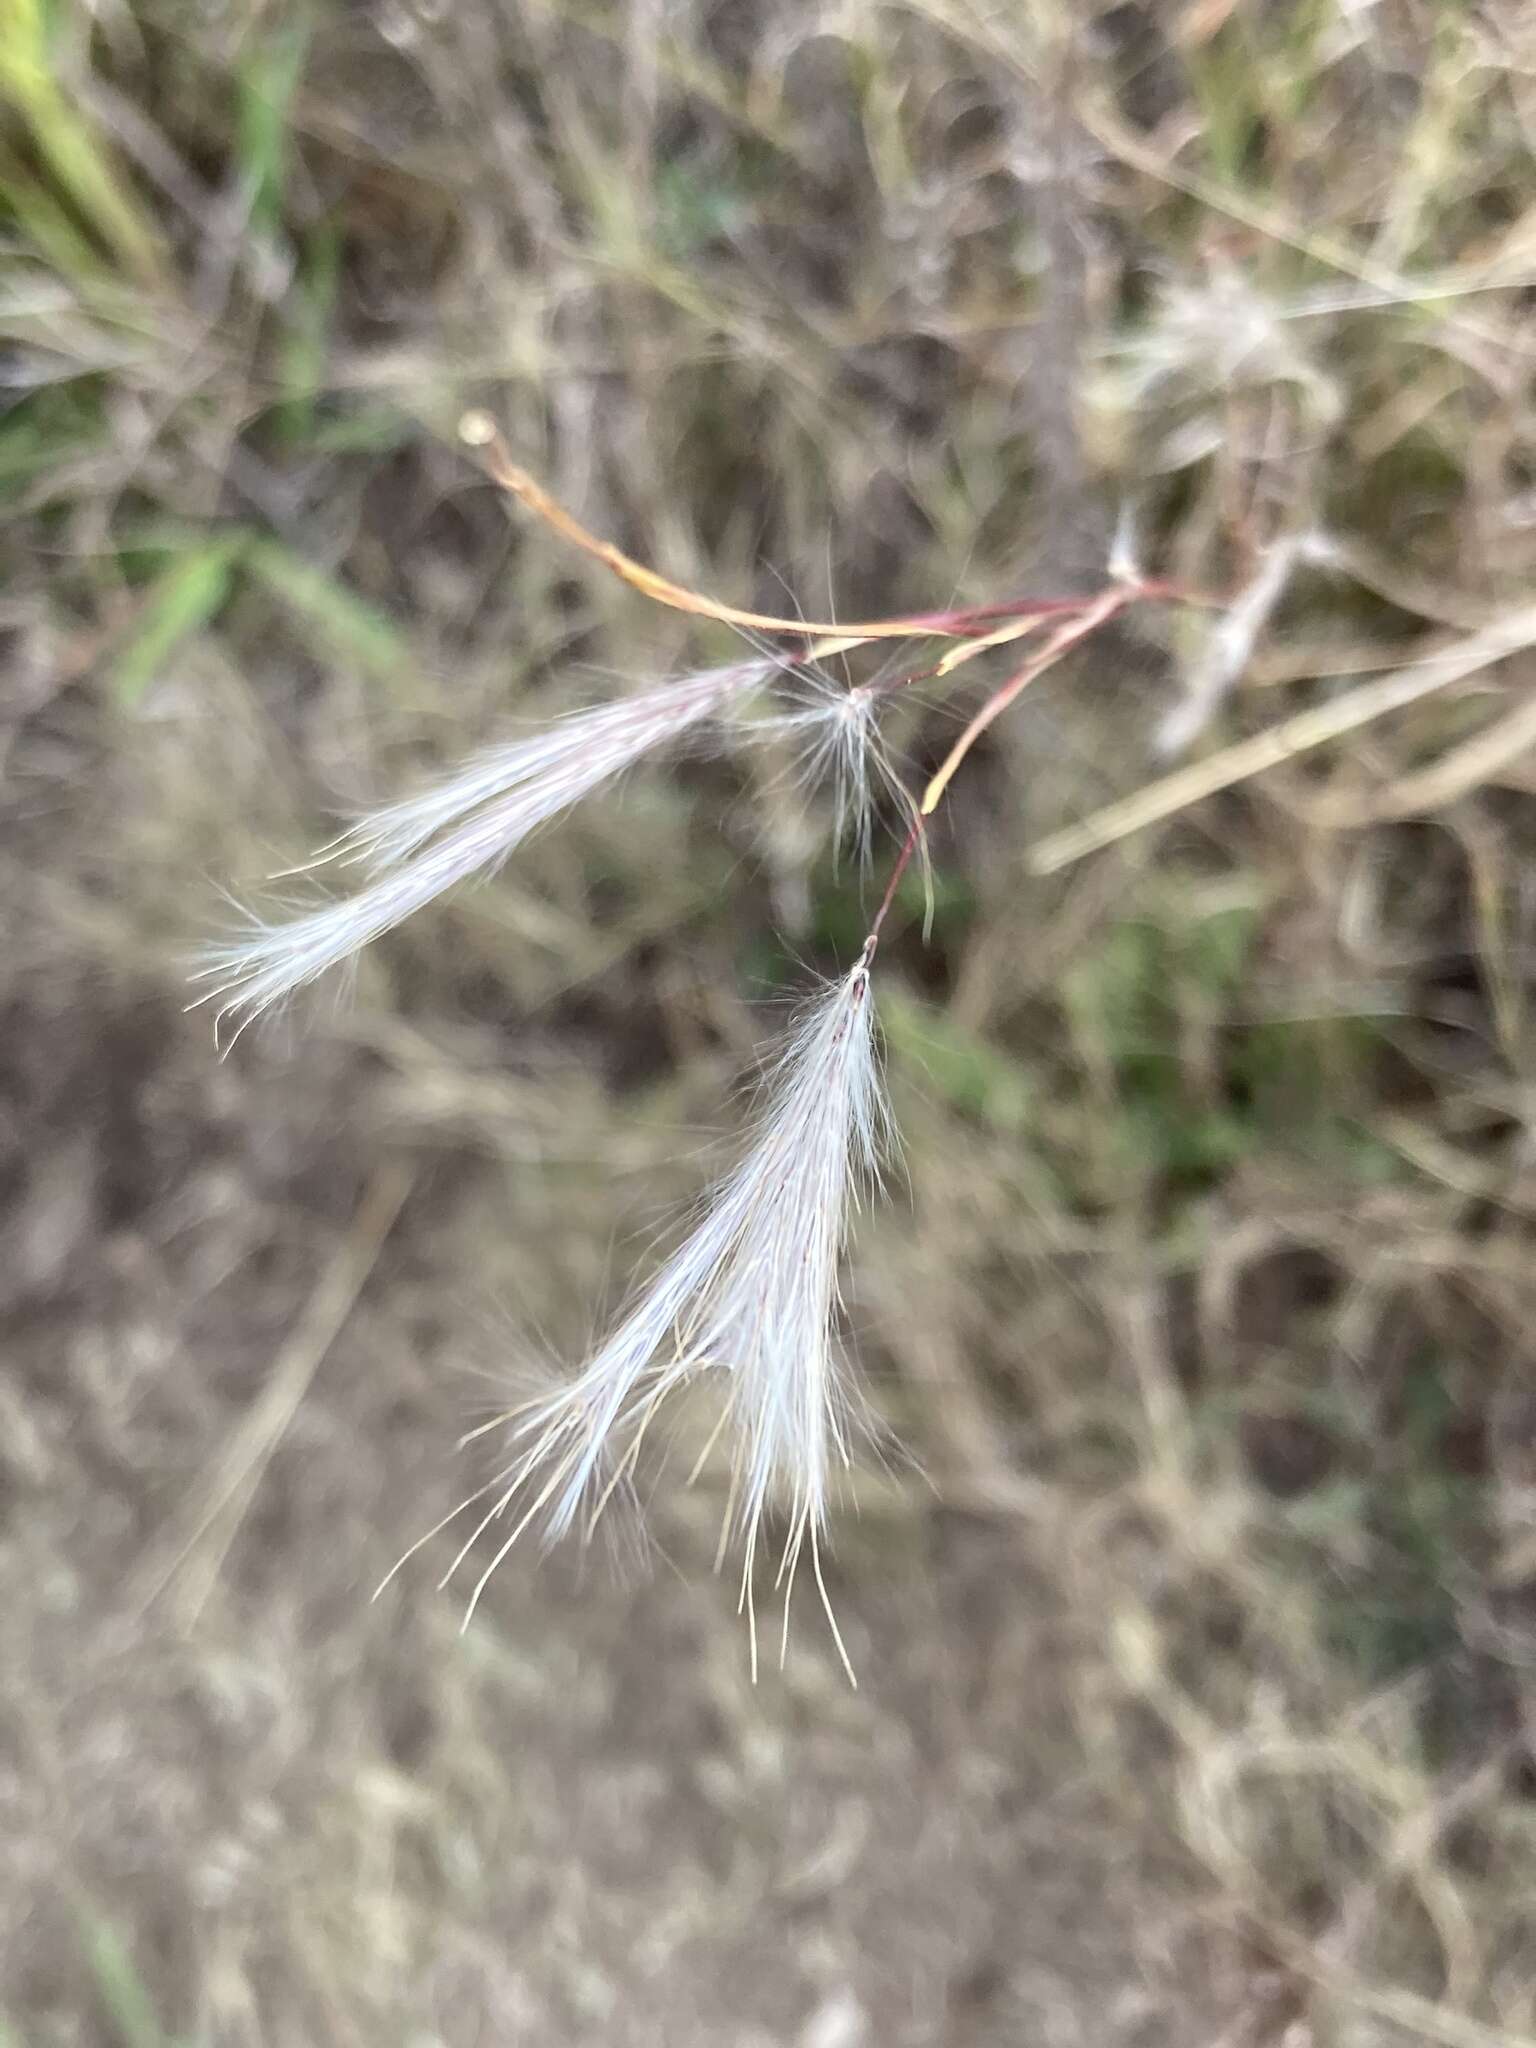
[6,0,1536,2041]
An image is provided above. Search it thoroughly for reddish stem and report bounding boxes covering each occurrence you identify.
[860,814,925,964]
[852,574,1211,968]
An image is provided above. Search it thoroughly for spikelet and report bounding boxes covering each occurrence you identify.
[740,672,900,861]
[191,663,768,1037]
[386,961,886,1680]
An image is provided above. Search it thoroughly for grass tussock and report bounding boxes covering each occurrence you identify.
[7,0,1536,2041]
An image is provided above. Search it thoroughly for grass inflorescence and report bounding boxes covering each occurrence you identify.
[9,1,1536,2041]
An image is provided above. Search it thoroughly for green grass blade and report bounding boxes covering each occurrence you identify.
[0,0,164,284]
[0,139,108,284]
[244,539,409,681]
[111,539,243,708]
[275,219,339,443]
[77,1913,172,2048]
[236,19,309,235]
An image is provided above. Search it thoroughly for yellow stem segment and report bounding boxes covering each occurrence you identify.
[921,588,1129,816]
[462,411,985,642]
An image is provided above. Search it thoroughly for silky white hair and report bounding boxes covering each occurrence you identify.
[382,960,887,1681]
[193,658,898,1040]
[199,646,898,1677]
[191,662,772,1038]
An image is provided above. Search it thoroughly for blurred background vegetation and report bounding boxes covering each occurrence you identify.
[6,0,1536,2041]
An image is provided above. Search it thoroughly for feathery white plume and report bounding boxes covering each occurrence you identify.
[192,663,768,1036]
[385,959,887,1680]
[745,674,898,859]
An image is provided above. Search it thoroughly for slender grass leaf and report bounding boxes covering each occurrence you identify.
[111,539,243,708]
[236,19,309,235]
[275,219,338,442]
[77,1912,173,2048]
[244,539,409,680]
[0,0,163,283]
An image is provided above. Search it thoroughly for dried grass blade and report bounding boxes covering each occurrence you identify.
[1028,606,1536,874]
